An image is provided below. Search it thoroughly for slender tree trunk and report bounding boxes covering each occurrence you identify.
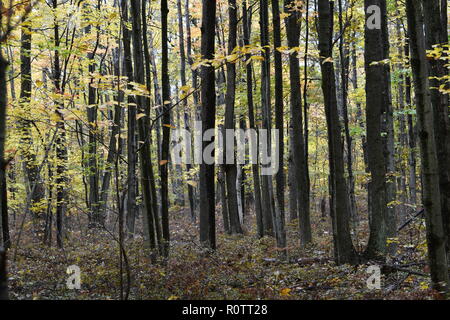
[185,0,200,219]
[406,0,449,292]
[422,0,450,253]
[52,0,68,249]
[285,0,311,246]
[161,0,171,256]
[0,52,9,250]
[404,40,417,207]
[243,0,263,238]
[18,26,45,236]
[199,0,217,249]
[130,0,159,257]
[317,0,357,264]
[271,0,287,258]
[84,2,101,227]
[0,249,8,300]
[99,47,123,225]
[364,0,389,259]
[259,0,274,237]
[224,0,242,235]
[337,0,357,221]
[177,0,195,219]
[121,0,138,239]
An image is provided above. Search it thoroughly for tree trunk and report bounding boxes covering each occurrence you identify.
[18,26,45,236]
[364,0,389,259]
[52,0,68,249]
[224,0,242,235]
[0,249,8,300]
[0,52,10,250]
[317,0,357,264]
[259,0,274,237]
[130,0,159,257]
[199,0,217,249]
[422,0,450,253]
[161,0,171,256]
[406,0,449,292]
[285,0,311,246]
[177,0,195,219]
[243,0,263,238]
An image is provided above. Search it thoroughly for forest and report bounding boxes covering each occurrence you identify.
[0,0,449,301]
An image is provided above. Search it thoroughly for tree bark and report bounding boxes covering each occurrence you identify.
[406,0,449,292]
[199,0,217,249]
[224,0,242,235]
[161,0,171,256]
[285,0,311,246]
[317,0,357,264]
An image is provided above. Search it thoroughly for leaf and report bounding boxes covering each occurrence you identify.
[280,288,291,296]
[159,160,169,165]
[163,124,176,129]
[322,57,334,64]
[136,113,146,120]
[186,180,197,187]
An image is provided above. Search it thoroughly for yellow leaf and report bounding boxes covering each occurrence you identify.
[163,124,176,129]
[136,113,146,120]
[186,180,197,187]
[280,288,291,296]
[322,57,334,64]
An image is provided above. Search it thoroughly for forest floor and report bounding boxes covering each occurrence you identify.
[6,204,443,300]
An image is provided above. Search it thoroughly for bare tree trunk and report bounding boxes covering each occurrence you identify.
[52,0,68,249]
[199,0,217,249]
[161,0,171,257]
[259,0,274,237]
[364,0,389,259]
[0,249,8,300]
[422,0,450,253]
[130,0,159,257]
[0,52,10,250]
[285,0,311,246]
[224,0,242,235]
[406,0,449,292]
[317,0,357,264]
[243,0,263,238]
[177,0,194,217]
[18,27,45,237]
[337,0,357,222]
[120,0,138,239]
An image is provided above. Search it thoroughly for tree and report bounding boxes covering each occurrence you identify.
[285,0,311,246]
[422,0,450,253]
[161,0,171,256]
[52,0,68,249]
[0,249,7,300]
[405,0,449,293]
[259,0,274,237]
[242,0,264,238]
[317,0,357,264]
[199,0,217,249]
[130,0,161,256]
[177,0,195,221]
[223,0,242,235]
[363,0,393,259]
